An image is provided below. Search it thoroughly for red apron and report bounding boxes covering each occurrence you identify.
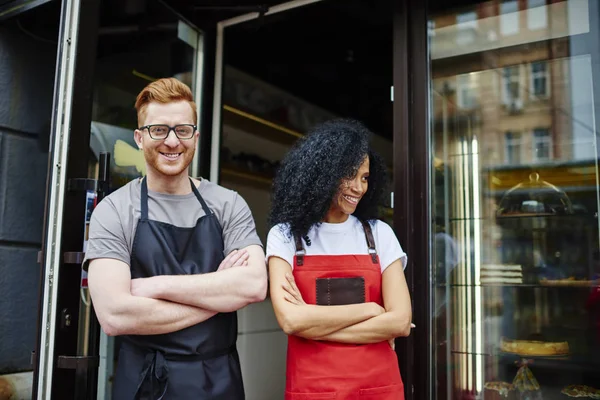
[285,221,405,400]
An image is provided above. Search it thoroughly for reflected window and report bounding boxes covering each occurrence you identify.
[500,0,519,36]
[503,65,522,107]
[456,11,477,45]
[505,131,523,164]
[530,61,549,98]
[532,128,552,162]
[457,74,477,109]
[527,0,547,30]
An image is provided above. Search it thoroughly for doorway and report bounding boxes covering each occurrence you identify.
[212,1,402,398]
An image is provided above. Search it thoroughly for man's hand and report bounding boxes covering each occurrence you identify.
[131,276,160,298]
[217,249,249,271]
[131,249,250,299]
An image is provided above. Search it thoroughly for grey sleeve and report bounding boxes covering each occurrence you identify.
[222,193,263,255]
[82,198,130,271]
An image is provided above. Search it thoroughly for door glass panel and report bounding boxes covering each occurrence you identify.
[429,1,600,398]
[91,2,198,192]
[85,2,201,398]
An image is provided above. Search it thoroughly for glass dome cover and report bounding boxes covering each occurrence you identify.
[496,172,574,217]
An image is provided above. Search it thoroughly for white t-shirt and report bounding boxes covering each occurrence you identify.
[266,215,407,274]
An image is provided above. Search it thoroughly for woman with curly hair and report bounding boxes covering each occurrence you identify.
[267,119,412,399]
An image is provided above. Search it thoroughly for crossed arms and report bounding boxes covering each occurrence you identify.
[88,245,267,336]
[268,256,412,345]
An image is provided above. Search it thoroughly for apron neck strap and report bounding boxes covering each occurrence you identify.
[360,220,379,264]
[294,220,379,267]
[141,177,149,220]
[189,178,212,215]
[140,177,212,220]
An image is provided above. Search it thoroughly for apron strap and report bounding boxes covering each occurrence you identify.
[140,177,149,220]
[360,220,379,264]
[294,235,305,267]
[140,178,213,220]
[189,178,213,216]
[135,350,169,400]
[295,220,378,266]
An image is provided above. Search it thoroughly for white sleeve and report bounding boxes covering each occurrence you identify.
[266,224,296,269]
[374,220,408,273]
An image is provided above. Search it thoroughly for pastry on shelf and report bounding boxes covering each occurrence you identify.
[561,385,600,399]
[501,337,569,357]
[481,264,523,285]
[484,381,515,399]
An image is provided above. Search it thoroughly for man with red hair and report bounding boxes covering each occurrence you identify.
[84,77,267,399]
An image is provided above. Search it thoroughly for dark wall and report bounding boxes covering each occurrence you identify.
[0,18,56,373]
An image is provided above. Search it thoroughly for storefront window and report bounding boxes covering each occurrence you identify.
[430,0,600,398]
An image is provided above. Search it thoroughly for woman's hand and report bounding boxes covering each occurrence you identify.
[282,273,306,305]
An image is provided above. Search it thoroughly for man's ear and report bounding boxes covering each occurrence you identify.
[134,129,143,150]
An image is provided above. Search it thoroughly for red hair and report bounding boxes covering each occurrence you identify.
[135,78,197,126]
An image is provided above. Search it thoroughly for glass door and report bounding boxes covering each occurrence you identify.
[89,4,204,398]
[429,0,600,398]
[34,1,205,398]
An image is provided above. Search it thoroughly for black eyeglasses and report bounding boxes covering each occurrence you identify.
[139,124,197,140]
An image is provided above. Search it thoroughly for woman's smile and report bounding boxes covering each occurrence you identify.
[342,194,361,205]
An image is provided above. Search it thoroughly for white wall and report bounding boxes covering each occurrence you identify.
[221,124,288,399]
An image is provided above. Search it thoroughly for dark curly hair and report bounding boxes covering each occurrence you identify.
[269,118,388,239]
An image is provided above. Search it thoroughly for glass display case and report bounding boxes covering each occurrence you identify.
[429,1,600,398]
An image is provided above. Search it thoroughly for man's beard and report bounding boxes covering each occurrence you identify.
[144,147,194,177]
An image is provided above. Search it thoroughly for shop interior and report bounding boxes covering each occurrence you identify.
[218,0,395,239]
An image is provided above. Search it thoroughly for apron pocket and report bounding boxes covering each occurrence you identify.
[285,391,337,399]
[359,384,404,400]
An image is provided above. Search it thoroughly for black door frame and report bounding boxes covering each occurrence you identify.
[394,0,431,399]
[33,0,102,398]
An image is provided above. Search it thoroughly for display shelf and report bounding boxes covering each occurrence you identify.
[447,214,592,222]
[496,352,599,373]
[223,105,303,146]
[220,165,273,188]
[449,350,600,372]
[439,283,600,288]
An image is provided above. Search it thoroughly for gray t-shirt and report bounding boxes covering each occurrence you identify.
[83,178,262,270]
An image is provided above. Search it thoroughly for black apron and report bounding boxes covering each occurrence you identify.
[112,177,244,400]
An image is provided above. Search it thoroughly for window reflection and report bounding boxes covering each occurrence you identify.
[430,0,600,398]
